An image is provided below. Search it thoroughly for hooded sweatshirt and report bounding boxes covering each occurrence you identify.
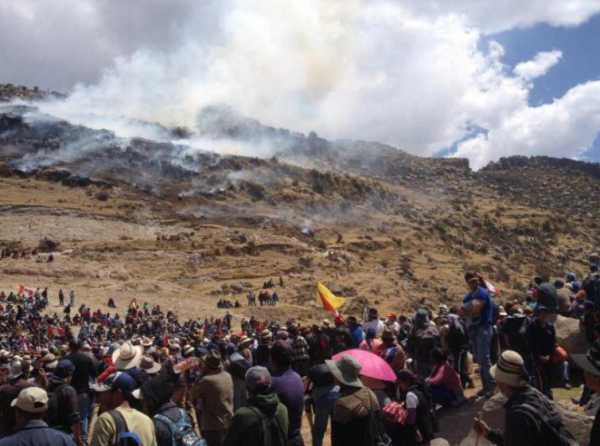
[224,392,289,446]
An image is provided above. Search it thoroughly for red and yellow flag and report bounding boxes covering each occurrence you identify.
[317,282,346,313]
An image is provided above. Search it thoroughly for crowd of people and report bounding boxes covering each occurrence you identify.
[0,257,599,446]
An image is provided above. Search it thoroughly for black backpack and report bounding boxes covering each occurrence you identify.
[502,315,530,357]
[516,402,576,446]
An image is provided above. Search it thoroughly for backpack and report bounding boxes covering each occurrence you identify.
[154,409,206,446]
[368,410,392,446]
[516,402,577,446]
[248,407,287,446]
[502,316,530,357]
[109,410,143,446]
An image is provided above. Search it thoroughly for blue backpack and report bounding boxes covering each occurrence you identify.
[154,408,206,446]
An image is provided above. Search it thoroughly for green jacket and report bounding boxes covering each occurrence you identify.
[224,392,289,446]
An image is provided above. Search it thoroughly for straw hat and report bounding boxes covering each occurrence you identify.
[112,341,143,370]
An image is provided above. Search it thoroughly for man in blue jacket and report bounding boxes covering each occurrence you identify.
[0,387,76,446]
[462,272,496,398]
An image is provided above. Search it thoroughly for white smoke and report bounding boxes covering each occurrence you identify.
[4,0,600,167]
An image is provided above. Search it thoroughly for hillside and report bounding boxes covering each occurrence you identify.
[0,84,598,322]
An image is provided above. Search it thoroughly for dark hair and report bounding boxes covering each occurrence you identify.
[431,348,447,364]
[396,370,418,384]
[69,340,81,351]
[270,341,292,369]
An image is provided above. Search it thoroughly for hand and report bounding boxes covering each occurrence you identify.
[473,417,490,438]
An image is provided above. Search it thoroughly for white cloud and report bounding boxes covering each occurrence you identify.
[514,50,563,81]
[2,0,600,170]
[455,81,600,169]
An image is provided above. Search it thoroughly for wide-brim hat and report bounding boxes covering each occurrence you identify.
[572,341,600,378]
[112,341,143,370]
[140,356,162,375]
[325,355,363,388]
[239,336,253,348]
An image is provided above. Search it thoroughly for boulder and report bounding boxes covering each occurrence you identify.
[555,315,587,354]
[455,393,593,445]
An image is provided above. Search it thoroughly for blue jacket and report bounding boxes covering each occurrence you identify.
[0,420,76,446]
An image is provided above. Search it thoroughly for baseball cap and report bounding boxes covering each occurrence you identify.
[11,387,48,413]
[54,359,75,379]
[90,371,137,394]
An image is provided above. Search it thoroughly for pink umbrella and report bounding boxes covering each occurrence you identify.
[332,348,396,383]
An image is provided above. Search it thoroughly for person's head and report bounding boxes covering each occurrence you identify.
[431,348,447,365]
[12,387,48,427]
[203,350,223,374]
[325,355,363,389]
[270,341,292,372]
[365,327,376,341]
[54,359,75,383]
[347,316,358,328]
[134,372,176,415]
[381,329,395,346]
[245,366,272,396]
[368,308,378,321]
[491,350,529,398]
[464,272,479,292]
[91,371,138,412]
[396,369,418,392]
[572,341,600,393]
[69,340,81,352]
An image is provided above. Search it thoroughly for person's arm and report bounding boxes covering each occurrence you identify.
[223,412,244,446]
[405,392,418,425]
[427,364,445,386]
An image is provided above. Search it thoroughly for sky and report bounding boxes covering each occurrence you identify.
[1,0,600,168]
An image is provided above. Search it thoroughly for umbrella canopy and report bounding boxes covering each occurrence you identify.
[332,348,396,383]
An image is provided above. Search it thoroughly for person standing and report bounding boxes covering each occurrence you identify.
[474,350,575,445]
[572,341,600,446]
[66,340,96,443]
[0,387,76,446]
[527,305,557,399]
[325,355,380,446]
[270,342,305,446]
[224,366,289,446]
[462,272,496,398]
[90,371,157,446]
[47,360,83,446]
[191,351,234,446]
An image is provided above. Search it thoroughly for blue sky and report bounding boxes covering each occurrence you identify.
[482,14,600,161]
[489,13,600,107]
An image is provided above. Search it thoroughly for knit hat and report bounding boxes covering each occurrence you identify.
[491,350,528,387]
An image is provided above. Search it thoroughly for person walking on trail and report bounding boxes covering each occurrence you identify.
[462,272,496,398]
[572,340,600,446]
[191,351,234,446]
[0,387,76,446]
[224,366,289,446]
[473,350,575,446]
[90,371,157,446]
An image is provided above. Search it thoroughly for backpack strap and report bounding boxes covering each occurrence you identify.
[154,413,178,446]
[248,406,286,446]
[109,410,128,445]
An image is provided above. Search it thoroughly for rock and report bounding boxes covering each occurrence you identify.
[555,315,587,354]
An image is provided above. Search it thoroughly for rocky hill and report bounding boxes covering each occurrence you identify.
[0,84,598,322]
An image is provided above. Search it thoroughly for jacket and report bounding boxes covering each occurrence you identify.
[47,377,80,433]
[0,420,76,446]
[223,392,289,446]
